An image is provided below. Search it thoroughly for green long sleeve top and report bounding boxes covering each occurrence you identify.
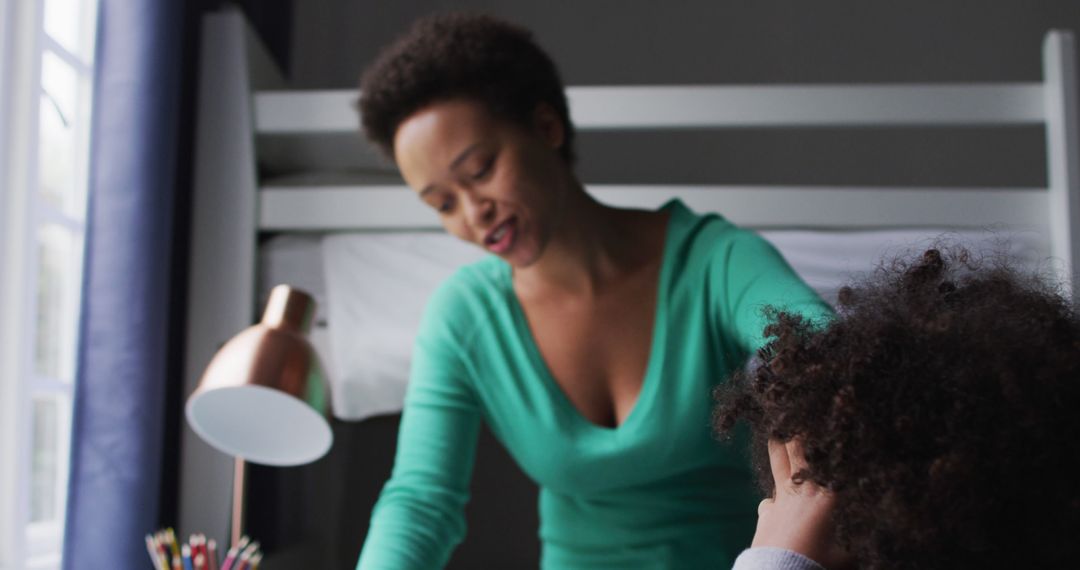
[356,200,833,569]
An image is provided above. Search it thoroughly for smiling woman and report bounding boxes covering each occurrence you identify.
[393,99,572,268]
[353,12,833,570]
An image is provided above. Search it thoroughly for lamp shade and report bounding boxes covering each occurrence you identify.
[185,285,333,466]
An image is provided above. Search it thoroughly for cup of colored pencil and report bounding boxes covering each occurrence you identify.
[146,528,263,570]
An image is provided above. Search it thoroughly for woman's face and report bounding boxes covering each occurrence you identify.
[393,98,569,268]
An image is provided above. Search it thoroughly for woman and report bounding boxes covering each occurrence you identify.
[355,13,832,569]
[715,248,1080,569]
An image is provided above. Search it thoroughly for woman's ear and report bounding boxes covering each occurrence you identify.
[532,103,565,151]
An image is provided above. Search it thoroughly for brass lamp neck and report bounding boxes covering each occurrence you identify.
[262,285,315,334]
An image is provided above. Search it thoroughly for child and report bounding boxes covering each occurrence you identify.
[715,248,1080,569]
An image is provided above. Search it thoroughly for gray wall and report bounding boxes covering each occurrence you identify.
[291,0,1080,86]
[287,0,1080,188]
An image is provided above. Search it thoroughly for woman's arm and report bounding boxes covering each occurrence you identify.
[716,231,833,355]
[356,288,482,569]
[713,233,840,569]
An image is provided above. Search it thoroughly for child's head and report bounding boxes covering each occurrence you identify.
[715,247,1080,569]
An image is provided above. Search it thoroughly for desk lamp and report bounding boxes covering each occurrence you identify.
[185,285,333,543]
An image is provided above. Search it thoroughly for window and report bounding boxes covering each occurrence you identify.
[0,0,99,568]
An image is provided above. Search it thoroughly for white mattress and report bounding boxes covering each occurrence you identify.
[259,226,1049,421]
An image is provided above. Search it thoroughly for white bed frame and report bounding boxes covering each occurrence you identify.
[178,6,1080,551]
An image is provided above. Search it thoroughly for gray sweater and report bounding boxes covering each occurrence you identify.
[732,547,826,570]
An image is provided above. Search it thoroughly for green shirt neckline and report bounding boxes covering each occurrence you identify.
[499,199,685,436]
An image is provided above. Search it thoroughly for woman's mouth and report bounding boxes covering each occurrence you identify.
[484,218,517,254]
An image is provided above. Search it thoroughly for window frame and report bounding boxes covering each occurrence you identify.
[0,0,98,568]
[0,0,37,568]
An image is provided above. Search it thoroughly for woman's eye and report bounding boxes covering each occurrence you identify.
[437,197,455,213]
[471,158,494,180]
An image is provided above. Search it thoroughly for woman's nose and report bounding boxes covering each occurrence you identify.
[464,194,496,228]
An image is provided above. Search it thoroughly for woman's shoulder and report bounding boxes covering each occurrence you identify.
[663,199,774,265]
[419,256,510,340]
[431,255,507,304]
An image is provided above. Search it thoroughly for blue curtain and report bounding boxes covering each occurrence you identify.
[62,0,187,567]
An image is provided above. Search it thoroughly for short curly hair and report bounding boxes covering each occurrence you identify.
[358,12,575,163]
[714,247,1080,570]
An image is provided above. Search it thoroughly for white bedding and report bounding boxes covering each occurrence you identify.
[320,233,485,419]
[259,226,1049,421]
[760,227,1049,305]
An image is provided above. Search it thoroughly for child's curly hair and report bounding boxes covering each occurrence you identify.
[714,247,1080,570]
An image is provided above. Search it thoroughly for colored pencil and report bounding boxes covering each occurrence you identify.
[220,536,248,570]
[220,553,236,570]
[146,534,165,570]
[156,535,171,568]
[237,541,260,570]
[166,528,181,560]
[182,544,194,570]
[220,546,237,570]
[190,534,204,570]
[207,538,219,570]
